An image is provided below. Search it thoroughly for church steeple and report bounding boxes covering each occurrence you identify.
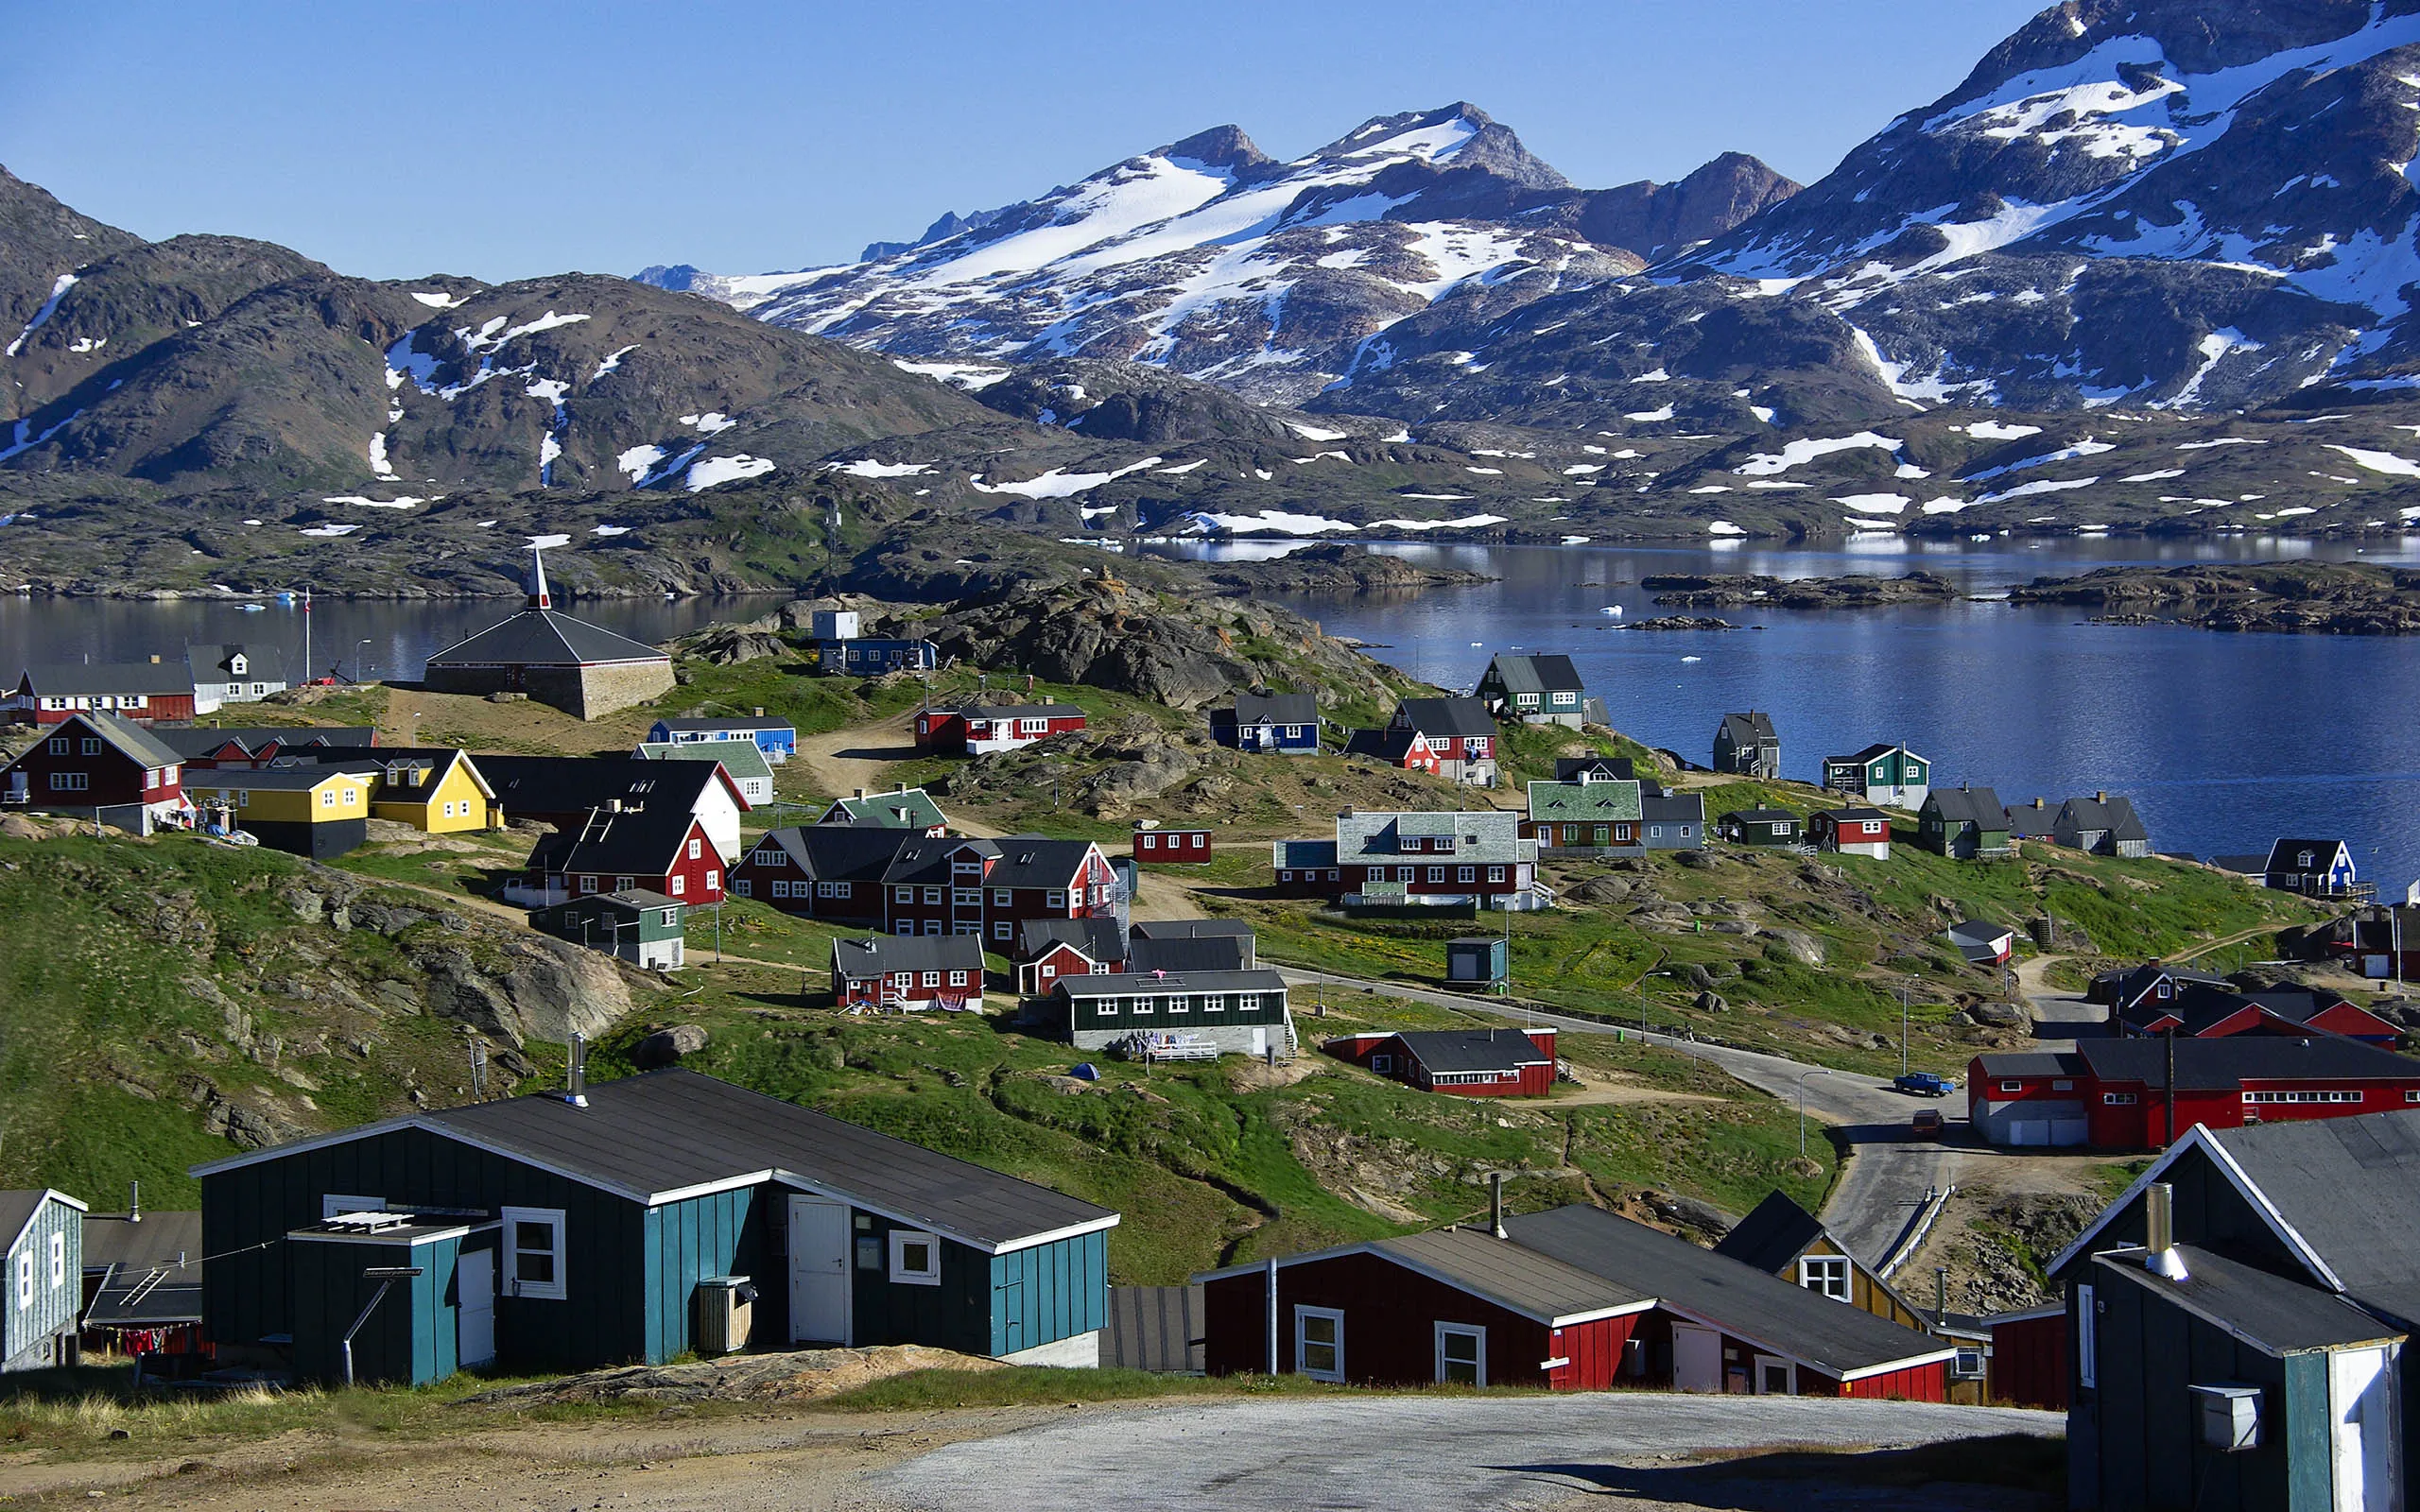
[527,543,553,610]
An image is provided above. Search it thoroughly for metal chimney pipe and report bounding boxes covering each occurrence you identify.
[1489,1172,1507,1240]
[129,1179,140,1223]
[2145,1182,2173,1255]
[566,1032,589,1108]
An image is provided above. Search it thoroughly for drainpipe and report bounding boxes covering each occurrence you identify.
[343,1265,423,1387]
[1265,1258,1279,1376]
[1490,1172,1508,1240]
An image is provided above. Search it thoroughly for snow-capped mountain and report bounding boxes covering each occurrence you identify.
[1662,0,2420,408]
[638,105,1796,404]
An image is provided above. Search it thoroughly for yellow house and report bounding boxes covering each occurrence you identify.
[332,749,502,833]
[188,767,376,859]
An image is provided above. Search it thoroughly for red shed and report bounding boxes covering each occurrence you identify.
[1199,1202,1953,1400]
[1132,823,1212,864]
[913,701,1086,756]
[1984,1305,2068,1410]
[1324,1027,1558,1098]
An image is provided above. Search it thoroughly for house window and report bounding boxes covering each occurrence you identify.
[771,880,790,899]
[502,1206,567,1299]
[1998,1081,2022,1093]
[1458,866,1476,883]
[45,738,65,755]
[579,875,599,894]
[1798,1255,1851,1302]
[688,838,703,861]
[342,787,359,805]
[47,1231,63,1288]
[615,875,635,892]
[1487,866,1504,883]
[660,908,678,927]
[1395,867,1414,883]
[924,887,943,905]
[896,921,916,936]
[994,921,1012,940]
[1046,890,1067,909]
[13,1252,26,1310]
[2077,1284,2097,1389]
[1240,993,1260,1011]
[992,887,1012,906]
[1426,867,1445,884]
[924,921,942,935]
[2103,1092,2136,1106]
[79,737,100,755]
[1436,1323,1485,1386]
[948,971,968,988]
[953,888,979,906]
[1296,1307,1344,1383]
[1141,833,1156,850]
[1279,870,1294,884]
[890,1230,942,1286]
[669,876,686,896]
[921,971,941,988]
[895,886,914,903]
[48,773,87,793]
[733,880,752,897]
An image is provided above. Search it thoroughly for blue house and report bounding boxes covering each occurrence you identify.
[645,715,797,764]
[1210,693,1319,755]
[195,1067,1116,1383]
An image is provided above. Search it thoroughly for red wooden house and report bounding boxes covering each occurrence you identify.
[0,713,188,830]
[913,701,1086,756]
[1362,697,1499,787]
[523,803,724,906]
[1272,809,1541,910]
[880,834,1120,941]
[1132,823,1211,864]
[830,935,985,1012]
[1324,1027,1557,1097]
[152,727,380,767]
[1014,917,1128,996]
[2117,982,2400,1046]
[1970,1037,2420,1150]
[1198,1200,1951,1397]
[6,661,197,725]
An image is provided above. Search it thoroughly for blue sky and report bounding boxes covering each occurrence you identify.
[3,0,2046,283]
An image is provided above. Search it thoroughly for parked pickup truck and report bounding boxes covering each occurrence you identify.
[1911,1108,1945,1139]
[1893,1071,1958,1098]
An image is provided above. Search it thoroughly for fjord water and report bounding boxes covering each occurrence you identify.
[1167,536,2420,897]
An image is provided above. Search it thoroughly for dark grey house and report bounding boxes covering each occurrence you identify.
[2052,1112,2420,1511]
[1210,693,1320,754]
[1713,712,1780,779]
[1716,808,1803,848]
[1054,970,1293,1057]
[1641,786,1706,850]
[2006,793,2152,857]
[1477,654,1591,729]
[196,1069,1117,1384]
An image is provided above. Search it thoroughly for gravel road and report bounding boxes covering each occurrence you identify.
[878,1393,2062,1512]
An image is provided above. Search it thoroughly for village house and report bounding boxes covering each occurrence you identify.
[1013,917,1128,996]
[1197,1197,1953,1397]
[727,825,908,925]
[1640,786,1706,850]
[1821,743,1930,809]
[477,755,749,866]
[2046,793,2150,856]
[1208,692,1320,755]
[634,739,774,806]
[811,610,939,677]
[1476,654,1593,729]
[0,1192,85,1372]
[2049,1111,2420,1511]
[2093,962,2238,1015]
[184,644,288,715]
[831,935,984,1012]
[519,803,725,908]
[1809,806,1891,859]
[5,660,197,726]
[883,834,1122,942]
[0,713,188,833]
[1323,1027,1558,1097]
[2262,837,2368,901]
[1918,785,2012,860]
[1712,712,1781,779]
[1132,822,1211,865]
[185,766,376,859]
[193,1067,1119,1382]
[277,746,500,834]
[1271,809,1543,911]
[1555,755,1634,782]
[1946,919,2016,966]
[528,889,686,971]
[818,786,947,833]
[423,549,675,719]
[643,714,797,765]
[152,727,379,766]
[1522,768,1644,855]
[1967,1037,2420,1150]
[2110,975,2400,1046]
[1052,969,1293,1057]
[913,701,1086,756]
[1369,696,1499,787]
[1716,808,1804,848]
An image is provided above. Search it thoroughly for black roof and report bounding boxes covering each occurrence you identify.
[152,726,377,758]
[750,824,914,884]
[1926,786,2006,827]
[1393,1029,1552,1074]
[2056,794,2149,844]
[1017,916,1128,964]
[1983,1037,2420,1091]
[1484,653,1585,695]
[967,835,1099,890]
[1502,1205,1948,1376]
[1827,742,1907,765]
[527,802,708,875]
[1720,808,1800,826]
[1127,936,1251,975]
[2209,1111,2420,1309]
[1395,696,1496,739]
[1555,755,1636,782]
[0,1192,52,1252]
[2265,838,2348,875]
[1223,693,1317,725]
[187,644,288,681]
[1641,787,1703,823]
[831,934,984,978]
[476,755,727,819]
[1719,712,1777,744]
[1053,970,1285,999]
[10,713,184,771]
[2094,1245,2406,1353]
[425,609,668,668]
[1712,1190,1830,1275]
[203,1070,1113,1252]
[1816,805,1892,824]
[1128,919,1254,941]
[15,662,193,696]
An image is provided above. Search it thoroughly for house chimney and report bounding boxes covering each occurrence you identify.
[149,654,161,664]
[565,1032,589,1108]
[854,788,866,800]
[753,707,765,718]
[1489,1172,1507,1240]
[2144,1182,2187,1279]
[2096,790,2109,804]
[128,1180,140,1223]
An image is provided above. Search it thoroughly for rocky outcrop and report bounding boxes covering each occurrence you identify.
[1204,543,1494,597]
[2007,563,2420,634]
[1645,573,1962,610]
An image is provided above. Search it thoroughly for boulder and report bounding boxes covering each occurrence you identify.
[1570,876,1635,906]
[1969,1001,2031,1029]
[635,1023,712,1068]
[1764,928,1826,967]
[1694,990,1729,1014]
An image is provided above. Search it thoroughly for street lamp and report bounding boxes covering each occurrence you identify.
[1797,1070,1829,1158]
[354,639,373,682]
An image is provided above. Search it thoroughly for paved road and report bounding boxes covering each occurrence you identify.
[1277,966,1953,1266]
[878,1394,2061,1512]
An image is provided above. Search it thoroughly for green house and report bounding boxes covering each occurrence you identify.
[195,1069,1117,1384]
[818,786,949,833]
[1917,785,2012,861]
[1523,773,1644,854]
[1821,743,1931,809]
[529,888,686,970]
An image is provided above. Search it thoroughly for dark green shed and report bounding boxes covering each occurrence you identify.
[197,1070,1118,1383]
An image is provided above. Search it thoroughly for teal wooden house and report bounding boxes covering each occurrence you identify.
[0,1190,85,1371]
[195,1069,1118,1385]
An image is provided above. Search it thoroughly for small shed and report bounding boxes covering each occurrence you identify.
[530,889,686,971]
[0,1191,85,1371]
[1132,823,1212,864]
[1717,809,1804,847]
[1446,936,1509,985]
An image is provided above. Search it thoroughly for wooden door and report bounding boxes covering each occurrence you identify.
[787,1196,850,1345]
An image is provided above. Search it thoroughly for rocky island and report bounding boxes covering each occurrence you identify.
[2005,562,2420,634]
[1642,572,1965,609]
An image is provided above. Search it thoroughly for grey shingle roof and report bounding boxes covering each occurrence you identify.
[750,824,913,883]
[1503,1205,1949,1377]
[187,644,287,682]
[1394,1029,1553,1074]
[1712,1190,1830,1276]
[2055,794,2148,843]
[1016,917,1127,964]
[1226,693,1317,725]
[822,788,947,830]
[1926,787,2006,827]
[1128,919,1255,941]
[152,727,376,758]
[2094,1245,2406,1353]
[1393,696,1496,739]
[831,934,984,979]
[82,1210,200,1272]
[1720,712,1776,744]
[425,609,669,668]
[1336,810,1533,867]
[1126,936,1251,975]
[965,836,1098,890]
[1641,787,1704,825]
[2209,1111,2420,1303]
[1372,1228,1641,1323]
[635,740,773,788]
[1484,654,1584,696]
[1527,778,1643,824]
[36,713,186,771]
[15,662,194,696]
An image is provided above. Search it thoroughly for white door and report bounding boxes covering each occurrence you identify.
[2331,1346,2400,1512]
[787,1195,851,1345]
[457,1249,495,1367]
[1753,1353,1794,1395]
[1673,1324,1722,1393]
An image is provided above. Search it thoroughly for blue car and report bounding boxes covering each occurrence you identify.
[1893,1072,1957,1098]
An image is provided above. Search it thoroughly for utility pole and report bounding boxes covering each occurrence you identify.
[1797,1070,1827,1158]
[2164,1026,2177,1148]
[1900,985,1911,1077]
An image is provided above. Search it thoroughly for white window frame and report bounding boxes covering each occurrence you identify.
[2077,1283,2097,1389]
[47,1231,63,1289]
[1753,1354,1796,1395]
[1798,1254,1852,1302]
[889,1228,942,1286]
[323,1194,386,1219]
[13,1252,26,1310]
[1435,1321,1486,1386]
[502,1205,568,1300]
[1295,1305,1345,1383]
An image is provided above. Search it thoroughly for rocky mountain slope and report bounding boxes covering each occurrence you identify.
[637,104,1793,405]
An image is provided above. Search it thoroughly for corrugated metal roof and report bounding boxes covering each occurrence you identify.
[15,662,195,696]
[1394,696,1496,739]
